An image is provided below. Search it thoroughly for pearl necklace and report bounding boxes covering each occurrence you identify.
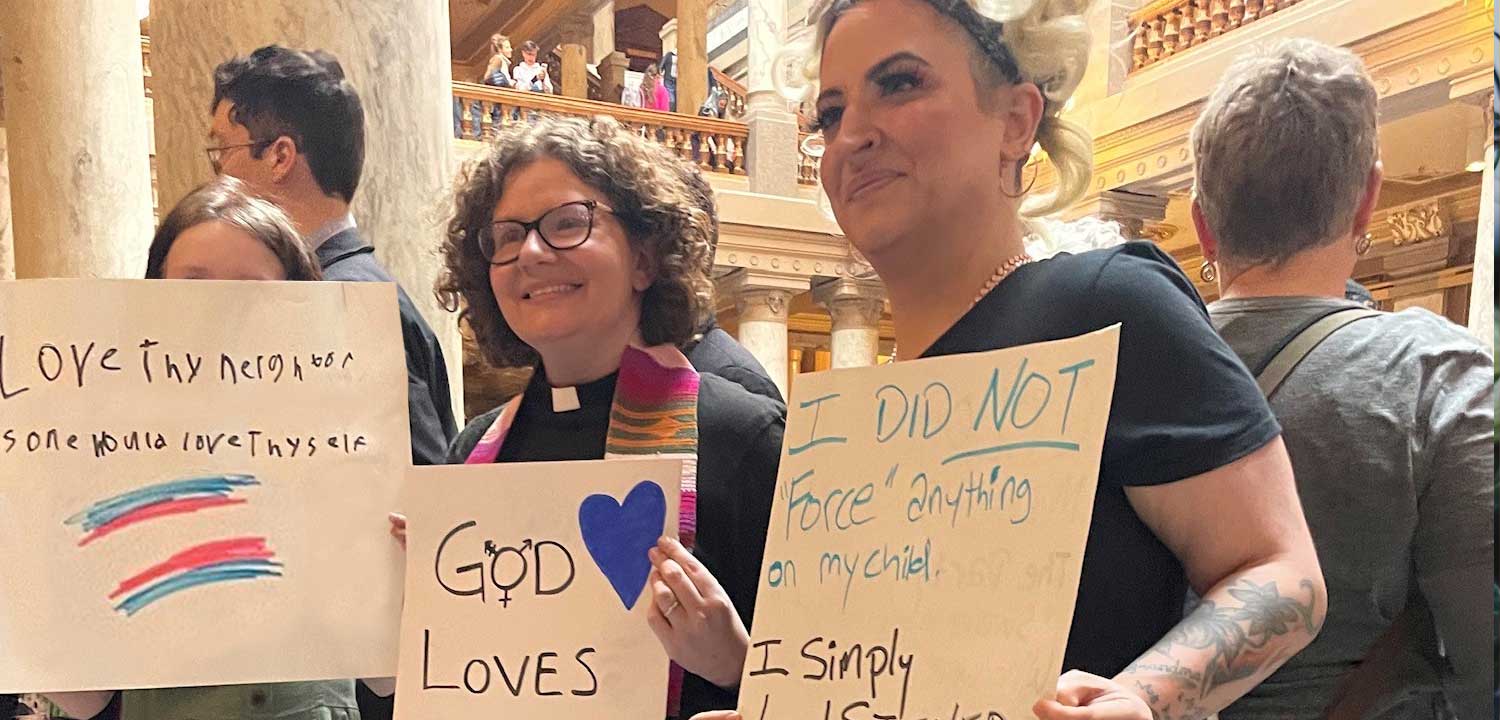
[973,253,1034,305]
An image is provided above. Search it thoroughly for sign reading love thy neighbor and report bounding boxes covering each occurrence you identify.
[395,458,683,719]
[0,279,409,692]
[737,327,1120,720]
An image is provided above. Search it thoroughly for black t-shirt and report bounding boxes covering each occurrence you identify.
[922,242,1281,676]
[449,367,787,717]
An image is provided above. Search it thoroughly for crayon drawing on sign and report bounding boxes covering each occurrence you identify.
[578,480,668,610]
[108,536,283,616]
[65,474,258,547]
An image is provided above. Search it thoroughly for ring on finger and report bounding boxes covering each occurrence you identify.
[663,599,681,617]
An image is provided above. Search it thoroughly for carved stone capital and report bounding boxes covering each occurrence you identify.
[736,287,792,320]
[1387,201,1448,246]
[813,276,886,330]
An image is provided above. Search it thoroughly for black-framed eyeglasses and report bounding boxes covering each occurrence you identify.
[204,140,271,172]
[480,200,614,266]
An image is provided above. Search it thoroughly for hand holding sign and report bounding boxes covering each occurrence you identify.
[1033,671,1153,720]
[646,537,750,689]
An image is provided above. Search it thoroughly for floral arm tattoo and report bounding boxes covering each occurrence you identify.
[1114,576,1322,720]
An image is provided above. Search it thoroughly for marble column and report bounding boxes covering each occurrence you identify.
[0,1,155,279]
[724,270,806,399]
[673,0,709,116]
[0,126,13,281]
[0,67,13,280]
[1466,95,1493,352]
[559,13,593,99]
[150,0,464,419]
[813,277,885,368]
[744,0,799,195]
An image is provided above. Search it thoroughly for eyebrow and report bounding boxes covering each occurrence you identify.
[816,51,931,105]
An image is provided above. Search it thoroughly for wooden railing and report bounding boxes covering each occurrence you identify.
[453,82,747,176]
[1129,0,1305,72]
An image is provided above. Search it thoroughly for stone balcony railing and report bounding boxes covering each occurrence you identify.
[1129,0,1306,72]
[453,82,750,176]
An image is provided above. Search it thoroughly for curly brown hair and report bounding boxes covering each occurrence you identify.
[437,114,716,368]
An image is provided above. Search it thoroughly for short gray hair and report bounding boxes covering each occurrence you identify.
[1191,39,1379,266]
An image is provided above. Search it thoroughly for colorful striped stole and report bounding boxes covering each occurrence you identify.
[463,344,700,718]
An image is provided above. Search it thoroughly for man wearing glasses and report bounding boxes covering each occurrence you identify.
[204,44,455,720]
[204,44,456,467]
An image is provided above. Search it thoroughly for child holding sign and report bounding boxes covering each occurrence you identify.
[42,179,371,720]
[391,114,786,719]
[692,0,1326,717]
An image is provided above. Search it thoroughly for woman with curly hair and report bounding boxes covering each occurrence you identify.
[394,114,785,719]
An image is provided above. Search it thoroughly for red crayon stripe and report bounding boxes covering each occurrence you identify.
[109,537,273,600]
[78,497,247,547]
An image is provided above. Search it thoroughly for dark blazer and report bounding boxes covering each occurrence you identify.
[315,227,458,466]
[685,319,783,402]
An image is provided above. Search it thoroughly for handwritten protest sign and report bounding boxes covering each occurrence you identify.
[395,458,683,719]
[737,327,1120,719]
[0,279,409,692]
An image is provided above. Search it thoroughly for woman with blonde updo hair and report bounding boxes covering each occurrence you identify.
[693,0,1324,718]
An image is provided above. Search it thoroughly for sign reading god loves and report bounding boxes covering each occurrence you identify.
[0,279,409,692]
[395,458,683,719]
[737,327,1120,719]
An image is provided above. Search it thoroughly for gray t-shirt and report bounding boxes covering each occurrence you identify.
[1208,296,1494,720]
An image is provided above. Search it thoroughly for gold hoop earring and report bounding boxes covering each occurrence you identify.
[1199,260,1218,283]
[1001,160,1038,200]
[1355,232,1373,256]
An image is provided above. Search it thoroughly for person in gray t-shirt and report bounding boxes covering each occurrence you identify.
[1190,39,1494,720]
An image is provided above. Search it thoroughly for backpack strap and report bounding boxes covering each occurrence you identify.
[1254,307,1382,399]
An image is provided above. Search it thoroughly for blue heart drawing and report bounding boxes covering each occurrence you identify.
[578,480,667,610]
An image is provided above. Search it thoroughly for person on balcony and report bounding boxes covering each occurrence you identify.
[622,75,646,108]
[42,177,360,720]
[660,46,678,111]
[511,40,553,94]
[470,33,514,138]
[390,113,786,719]
[691,0,1327,717]
[643,63,672,112]
[1192,39,1494,720]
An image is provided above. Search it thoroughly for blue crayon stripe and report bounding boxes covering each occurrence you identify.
[70,475,258,524]
[66,475,258,529]
[114,560,284,616]
[67,476,256,527]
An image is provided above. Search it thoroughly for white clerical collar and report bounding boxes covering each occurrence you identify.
[551,386,581,413]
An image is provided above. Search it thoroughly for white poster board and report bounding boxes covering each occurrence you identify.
[395,458,683,719]
[738,327,1120,719]
[0,279,409,692]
